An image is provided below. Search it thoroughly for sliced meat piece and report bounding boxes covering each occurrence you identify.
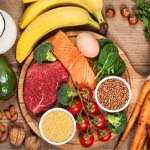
[24,61,68,115]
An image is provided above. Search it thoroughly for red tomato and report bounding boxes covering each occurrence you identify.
[98,128,111,142]
[80,134,94,147]
[92,114,106,129]
[67,99,82,115]
[79,87,93,101]
[85,101,99,115]
[76,116,89,131]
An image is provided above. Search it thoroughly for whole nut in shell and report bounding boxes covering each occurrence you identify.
[9,127,25,146]
[24,135,41,150]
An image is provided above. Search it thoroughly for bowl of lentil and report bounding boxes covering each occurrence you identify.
[94,76,132,113]
[39,108,76,145]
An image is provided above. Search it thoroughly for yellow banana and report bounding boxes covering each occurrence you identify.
[23,0,38,3]
[20,0,102,29]
[16,6,99,63]
[81,0,104,23]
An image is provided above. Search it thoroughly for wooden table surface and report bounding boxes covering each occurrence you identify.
[0,0,150,150]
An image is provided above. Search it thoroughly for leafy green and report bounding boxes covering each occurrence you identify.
[97,39,113,48]
[114,58,126,76]
[57,83,78,106]
[93,39,126,81]
[106,112,127,134]
[134,0,150,41]
[34,42,56,64]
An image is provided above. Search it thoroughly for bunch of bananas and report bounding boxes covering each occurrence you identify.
[16,0,107,63]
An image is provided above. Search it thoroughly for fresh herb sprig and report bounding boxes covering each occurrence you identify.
[134,0,150,41]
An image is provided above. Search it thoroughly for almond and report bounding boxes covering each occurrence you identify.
[11,113,18,122]
[0,132,8,142]
[4,109,11,120]
[0,111,3,120]
[0,122,6,132]
[9,105,16,117]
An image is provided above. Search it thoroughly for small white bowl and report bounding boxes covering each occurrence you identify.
[94,76,132,113]
[39,108,76,145]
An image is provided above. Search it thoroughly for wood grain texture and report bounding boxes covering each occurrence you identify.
[0,0,149,150]
[18,31,143,150]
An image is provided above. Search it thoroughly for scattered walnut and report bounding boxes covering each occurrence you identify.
[9,127,25,146]
[24,135,41,150]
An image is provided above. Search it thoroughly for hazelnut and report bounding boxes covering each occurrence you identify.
[121,7,130,17]
[128,15,138,25]
[24,135,41,150]
[9,127,25,146]
[105,8,116,18]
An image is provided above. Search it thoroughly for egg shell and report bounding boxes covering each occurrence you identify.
[76,32,100,58]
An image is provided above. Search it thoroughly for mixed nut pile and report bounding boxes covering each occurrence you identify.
[0,105,41,150]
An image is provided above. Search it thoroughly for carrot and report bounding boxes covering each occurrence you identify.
[137,129,147,150]
[137,116,150,150]
[130,90,150,150]
[115,80,150,149]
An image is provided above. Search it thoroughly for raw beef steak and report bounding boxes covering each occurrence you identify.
[24,61,68,115]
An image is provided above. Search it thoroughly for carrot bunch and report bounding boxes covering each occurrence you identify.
[115,76,150,150]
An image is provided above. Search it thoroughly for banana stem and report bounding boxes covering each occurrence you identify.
[93,9,105,24]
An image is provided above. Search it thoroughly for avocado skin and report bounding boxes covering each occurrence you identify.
[0,56,17,100]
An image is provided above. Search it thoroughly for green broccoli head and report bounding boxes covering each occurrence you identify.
[34,42,56,64]
[57,83,78,106]
[106,112,127,134]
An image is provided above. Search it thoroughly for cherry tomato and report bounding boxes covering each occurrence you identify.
[92,114,106,129]
[85,101,99,115]
[80,133,94,147]
[98,128,111,142]
[79,87,93,101]
[67,99,82,115]
[76,116,89,131]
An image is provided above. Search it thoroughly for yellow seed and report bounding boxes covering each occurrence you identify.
[42,110,74,142]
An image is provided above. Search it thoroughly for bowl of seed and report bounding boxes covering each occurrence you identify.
[94,76,132,113]
[39,108,76,145]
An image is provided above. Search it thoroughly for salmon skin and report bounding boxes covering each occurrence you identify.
[51,30,96,89]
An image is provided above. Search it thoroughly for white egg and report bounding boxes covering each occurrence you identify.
[76,32,100,58]
[0,10,17,54]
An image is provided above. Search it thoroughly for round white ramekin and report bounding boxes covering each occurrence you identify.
[39,108,76,145]
[94,76,132,113]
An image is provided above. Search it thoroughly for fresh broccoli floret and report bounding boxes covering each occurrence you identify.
[34,42,56,64]
[57,83,78,106]
[106,112,127,134]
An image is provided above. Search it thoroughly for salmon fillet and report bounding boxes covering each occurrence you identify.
[50,30,96,89]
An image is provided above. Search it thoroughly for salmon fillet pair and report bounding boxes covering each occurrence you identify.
[51,30,96,89]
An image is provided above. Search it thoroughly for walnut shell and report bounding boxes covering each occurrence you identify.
[9,127,25,146]
[24,135,41,150]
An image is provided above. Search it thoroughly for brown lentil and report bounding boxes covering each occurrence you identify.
[98,79,129,110]
[42,110,74,143]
